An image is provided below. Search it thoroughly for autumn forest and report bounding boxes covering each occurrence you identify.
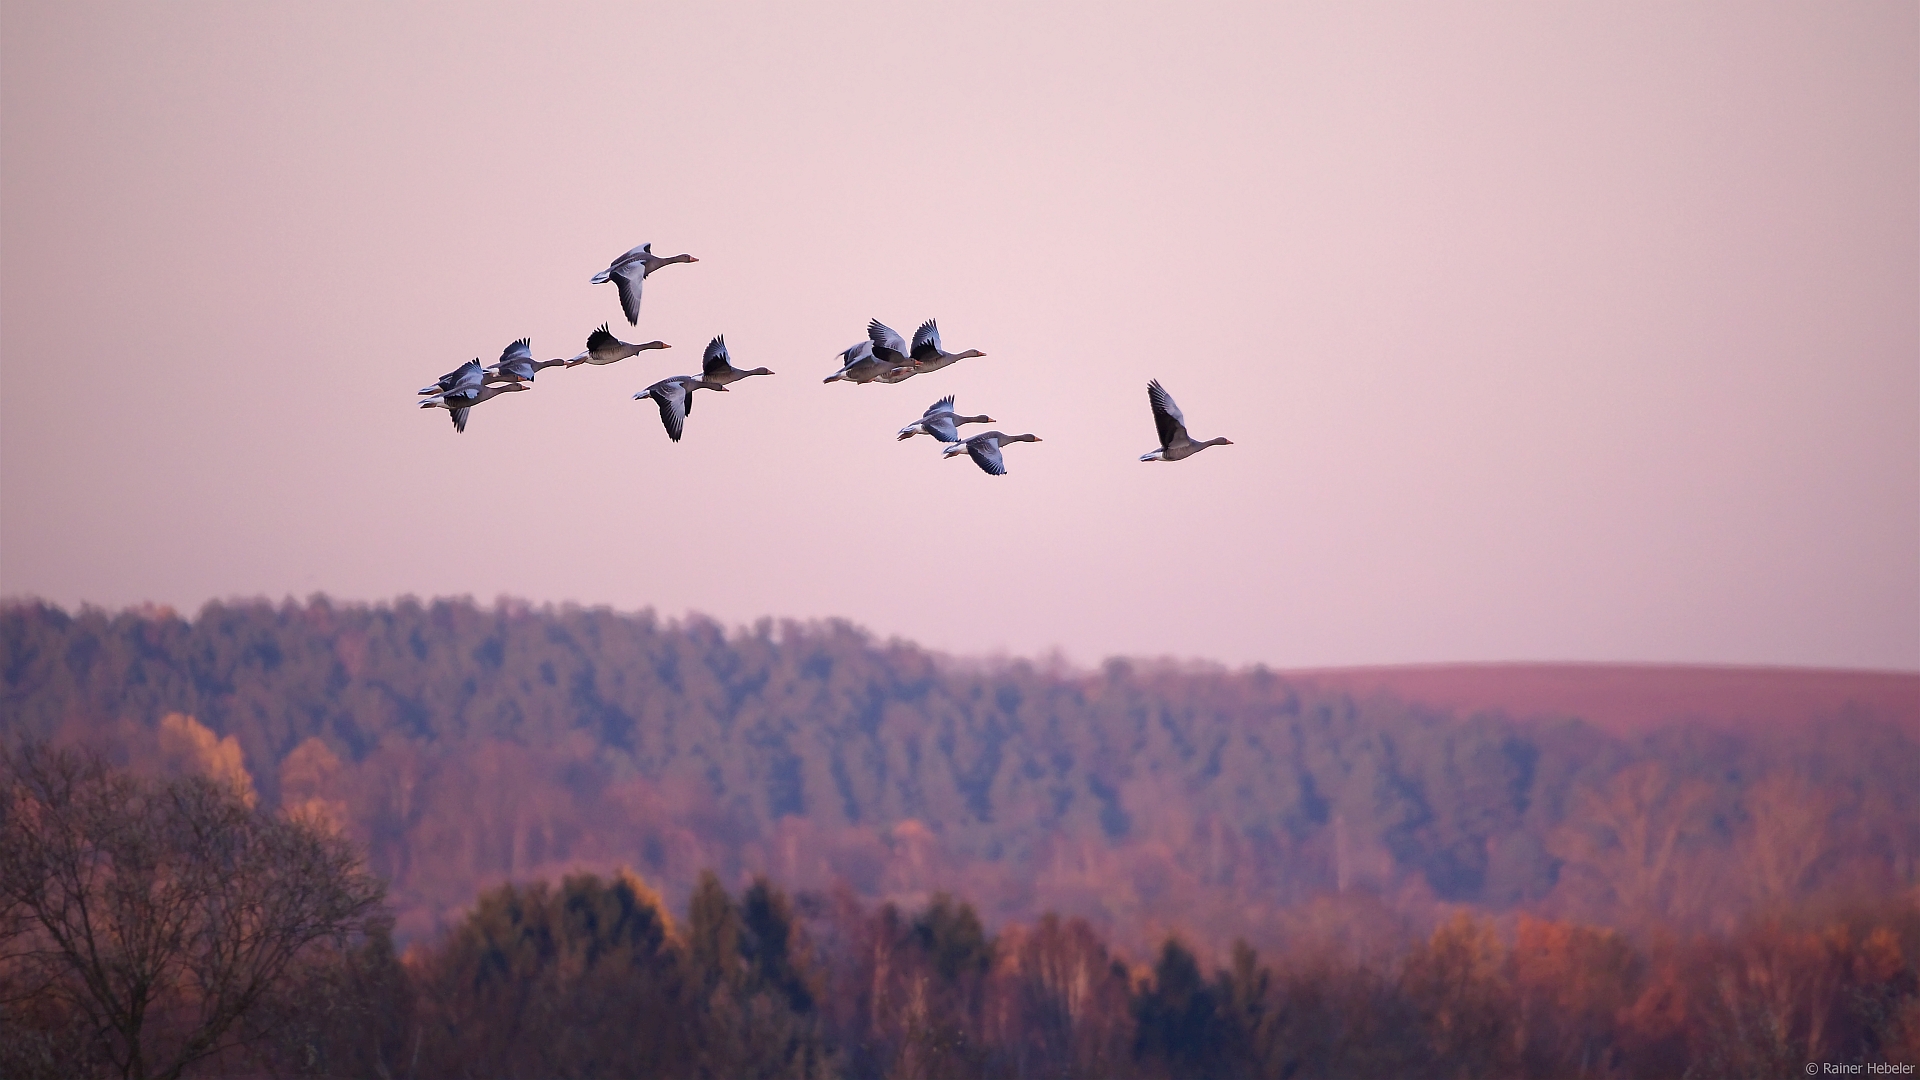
[3,597,1918,1077]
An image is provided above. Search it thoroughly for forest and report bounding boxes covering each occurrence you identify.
[3,597,1918,1075]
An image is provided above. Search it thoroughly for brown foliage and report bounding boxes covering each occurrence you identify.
[0,742,384,1080]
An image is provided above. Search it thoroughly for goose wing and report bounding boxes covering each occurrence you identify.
[702,335,730,377]
[867,319,910,364]
[910,320,942,363]
[587,324,621,353]
[611,262,645,324]
[925,413,962,442]
[638,378,690,441]
[449,405,470,433]
[1147,379,1189,449]
[966,434,1007,475]
[422,358,485,396]
[591,244,649,284]
[491,338,536,380]
[923,394,957,419]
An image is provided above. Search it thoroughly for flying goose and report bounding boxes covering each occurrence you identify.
[418,358,488,397]
[942,430,1043,475]
[896,395,994,443]
[823,339,911,384]
[633,373,727,442]
[568,324,671,368]
[905,320,984,377]
[1140,380,1233,461]
[590,242,698,325]
[419,371,531,433]
[699,335,774,386]
[486,338,568,383]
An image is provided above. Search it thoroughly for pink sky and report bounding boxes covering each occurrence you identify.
[2,3,1914,671]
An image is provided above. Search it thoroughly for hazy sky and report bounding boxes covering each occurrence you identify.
[2,3,1915,671]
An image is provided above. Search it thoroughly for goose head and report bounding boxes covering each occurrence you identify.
[1001,433,1042,444]
[954,349,986,360]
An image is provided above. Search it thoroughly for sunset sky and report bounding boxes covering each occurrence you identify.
[2,2,1914,671]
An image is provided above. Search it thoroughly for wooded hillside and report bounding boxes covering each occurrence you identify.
[4,598,1915,954]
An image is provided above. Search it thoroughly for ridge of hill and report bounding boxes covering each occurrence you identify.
[1284,662,1920,736]
[3,597,1915,955]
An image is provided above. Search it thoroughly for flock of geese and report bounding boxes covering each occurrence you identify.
[416,241,1233,473]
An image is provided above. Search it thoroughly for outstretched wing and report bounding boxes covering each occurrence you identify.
[586,324,620,352]
[966,435,1007,475]
[449,405,470,433]
[612,263,645,324]
[490,339,536,381]
[424,358,485,395]
[1147,379,1188,449]
[867,319,910,363]
[923,395,956,419]
[702,335,730,376]
[643,380,689,442]
[910,319,942,362]
[926,413,962,443]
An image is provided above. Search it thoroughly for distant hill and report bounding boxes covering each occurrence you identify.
[3,598,1915,955]
[1285,663,1920,736]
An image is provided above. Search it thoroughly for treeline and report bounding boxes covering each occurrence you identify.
[179,869,1920,1078]
[4,597,1917,955]
[6,738,1917,1079]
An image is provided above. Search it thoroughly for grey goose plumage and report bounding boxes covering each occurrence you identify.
[487,338,568,383]
[633,373,727,442]
[897,395,994,443]
[590,242,698,325]
[699,335,774,386]
[569,324,670,367]
[943,430,1042,475]
[1140,380,1233,461]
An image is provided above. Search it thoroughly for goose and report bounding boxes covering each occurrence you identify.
[633,374,727,442]
[590,242,698,325]
[418,358,487,397]
[419,372,531,433]
[865,319,915,382]
[896,395,994,443]
[905,320,985,377]
[699,335,774,386]
[942,430,1043,476]
[823,339,912,384]
[486,338,568,383]
[567,324,670,368]
[1140,380,1233,461]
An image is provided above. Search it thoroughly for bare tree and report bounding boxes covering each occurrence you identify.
[0,742,384,1080]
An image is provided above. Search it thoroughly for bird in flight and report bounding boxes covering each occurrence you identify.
[590,242,698,325]
[1140,380,1232,462]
